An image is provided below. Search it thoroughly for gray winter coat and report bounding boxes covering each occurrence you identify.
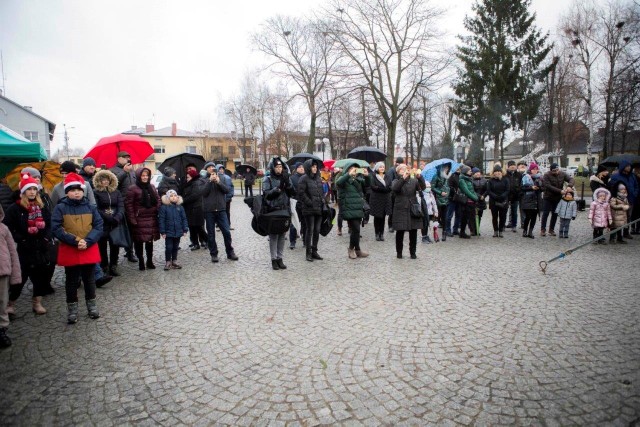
[391,175,426,231]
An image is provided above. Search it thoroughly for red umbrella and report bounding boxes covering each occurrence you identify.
[84,134,154,168]
[323,159,336,170]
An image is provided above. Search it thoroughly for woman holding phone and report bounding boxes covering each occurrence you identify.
[336,164,371,259]
[391,164,427,259]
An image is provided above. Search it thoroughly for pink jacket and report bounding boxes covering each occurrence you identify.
[589,188,612,228]
[0,206,22,284]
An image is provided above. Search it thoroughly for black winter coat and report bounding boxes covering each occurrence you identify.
[0,184,15,213]
[3,201,52,268]
[521,175,542,211]
[263,173,294,212]
[369,173,392,218]
[504,170,522,201]
[297,160,324,216]
[181,177,206,226]
[202,175,230,212]
[472,177,488,210]
[158,176,179,197]
[448,173,460,201]
[486,177,510,208]
[391,175,426,231]
[93,188,124,235]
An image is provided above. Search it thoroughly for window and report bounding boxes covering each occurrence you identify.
[154,145,165,154]
[186,146,197,154]
[155,162,162,170]
[228,146,236,155]
[24,131,39,141]
[211,146,222,157]
[574,157,580,162]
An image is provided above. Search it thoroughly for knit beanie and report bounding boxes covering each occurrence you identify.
[471,167,480,174]
[493,164,502,173]
[19,174,39,194]
[82,157,96,168]
[64,172,86,193]
[163,166,176,177]
[528,162,539,172]
[20,166,41,179]
[460,165,471,175]
[60,161,79,174]
[374,161,385,173]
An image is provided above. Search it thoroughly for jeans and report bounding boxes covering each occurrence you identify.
[165,237,181,261]
[64,264,96,303]
[269,233,286,260]
[540,199,560,232]
[205,211,234,256]
[304,214,322,252]
[508,200,519,226]
[559,218,571,236]
[446,201,461,233]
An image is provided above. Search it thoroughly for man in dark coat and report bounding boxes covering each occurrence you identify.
[79,157,97,189]
[244,170,255,198]
[181,164,208,250]
[289,162,306,249]
[540,163,574,236]
[202,162,238,263]
[109,151,137,262]
[297,159,325,261]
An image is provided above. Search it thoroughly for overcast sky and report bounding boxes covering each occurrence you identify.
[1,0,569,154]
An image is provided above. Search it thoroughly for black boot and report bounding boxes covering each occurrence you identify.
[0,328,11,348]
[271,259,280,270]
[311,249,323,260]
[145,244,155,269]
[306,249,313,262]
[276,258,287,269]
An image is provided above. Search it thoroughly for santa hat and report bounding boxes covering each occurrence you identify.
[64,172,86,193]
[19,173,39,194]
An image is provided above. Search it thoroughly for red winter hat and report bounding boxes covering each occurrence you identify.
[64,172,86,193]
[19,173,39,194]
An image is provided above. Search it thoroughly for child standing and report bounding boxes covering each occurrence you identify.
[610,183,631,244]
[589,188,612,244]
[421,182,438,243]
[0,205,22,348]
[159,189,189,270]
[555,188,578,238]
[51,172,103,324]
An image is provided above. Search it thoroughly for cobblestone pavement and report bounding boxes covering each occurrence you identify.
[1,198,639,426]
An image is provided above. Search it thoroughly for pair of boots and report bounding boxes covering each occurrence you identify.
[348,247,368,259]
[375,233,385,241]
[67,299,99,324]
[272,259,287,270]
[6,298,46,316]
[164,261,183,271]
[306,248,323,262]
[136,244,155,271]
[522,229,535,239]
[492,230,503,238]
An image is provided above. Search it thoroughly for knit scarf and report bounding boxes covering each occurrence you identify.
[26,201,45,234]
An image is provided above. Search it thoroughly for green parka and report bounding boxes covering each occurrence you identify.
[458,174,479,202]
[336,173,370,220]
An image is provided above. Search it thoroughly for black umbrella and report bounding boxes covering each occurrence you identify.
[600,154,640,168]
[158,153,206,180]
[347,146,387,163]
[236,164,257,176]
[285,153,323,167]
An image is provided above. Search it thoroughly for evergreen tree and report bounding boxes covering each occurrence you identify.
[454,0,552,164]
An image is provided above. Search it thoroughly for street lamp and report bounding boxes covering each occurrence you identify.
[63,124,75,161]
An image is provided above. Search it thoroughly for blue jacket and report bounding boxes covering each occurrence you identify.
[159,195,189,238]
[216,165,234,202]
[608,160,639,202]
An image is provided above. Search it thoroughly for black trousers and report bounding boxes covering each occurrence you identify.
[491,205,508,232]
[593,227,604,240]
[188,225,208,246]
[134,241,154,263]
[64,264,96,303]
[373,216,385,235]
[304,214,322,252]
[98,235,120,268]
[9,262,50,300]
[523,209,538,234]
[347,219,361,250]
[459,203,476,235]
[395,229,417,256]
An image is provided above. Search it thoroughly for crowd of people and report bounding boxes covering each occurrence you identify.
[0,152,637,348]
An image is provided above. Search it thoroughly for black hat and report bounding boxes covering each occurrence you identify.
[395,157,404,164]
[163,167,176,177]
[60,160,79,173]
[550,163,559,170]
[517,160,527,166]
[596,164,608,174]
[82,157,96,168]
[493,164,503,173]
[507,160,516,167]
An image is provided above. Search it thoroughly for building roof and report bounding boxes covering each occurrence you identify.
[0,93,56,140]
[143,127,203,138]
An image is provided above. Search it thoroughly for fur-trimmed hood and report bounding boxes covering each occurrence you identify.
[161,194,184,205]
[93,169,118,192]
[593,187,611,203]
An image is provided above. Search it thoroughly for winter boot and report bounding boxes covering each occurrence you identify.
[171,261,182,269]
[67,302,79,324]
[306,248,313,262]
[493,231,499,238]
[109,265,120,277]
[86,299,100,319]
[375,233,381,241]
[32,297,47,315]
[276,259,287,269]
[145,245,155,269]
[348,247,357,259]
[190,244,200,251]
[146,259,156,269]
[498,231,503,238]
[0,328,11,348]
[164,261,172,271]
[138,260,146,271]
[271,259,280,270]
[337,227,343,236]
[355,249,369,258]
[6,300,16,316]
[311,249,323,260]
[379,233,384,241]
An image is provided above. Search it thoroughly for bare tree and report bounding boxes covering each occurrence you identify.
[323,0,451,165]
[252,15,339,153]
[223,73,259,165]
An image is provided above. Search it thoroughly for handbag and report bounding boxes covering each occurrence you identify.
[453,189,468,205]
[109,221,132,248]
[410,201,424,219]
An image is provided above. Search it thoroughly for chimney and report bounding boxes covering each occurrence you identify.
[171,122,177,136]
[145,124,155,133]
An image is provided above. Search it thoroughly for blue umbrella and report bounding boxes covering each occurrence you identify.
[421,158,461,182]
